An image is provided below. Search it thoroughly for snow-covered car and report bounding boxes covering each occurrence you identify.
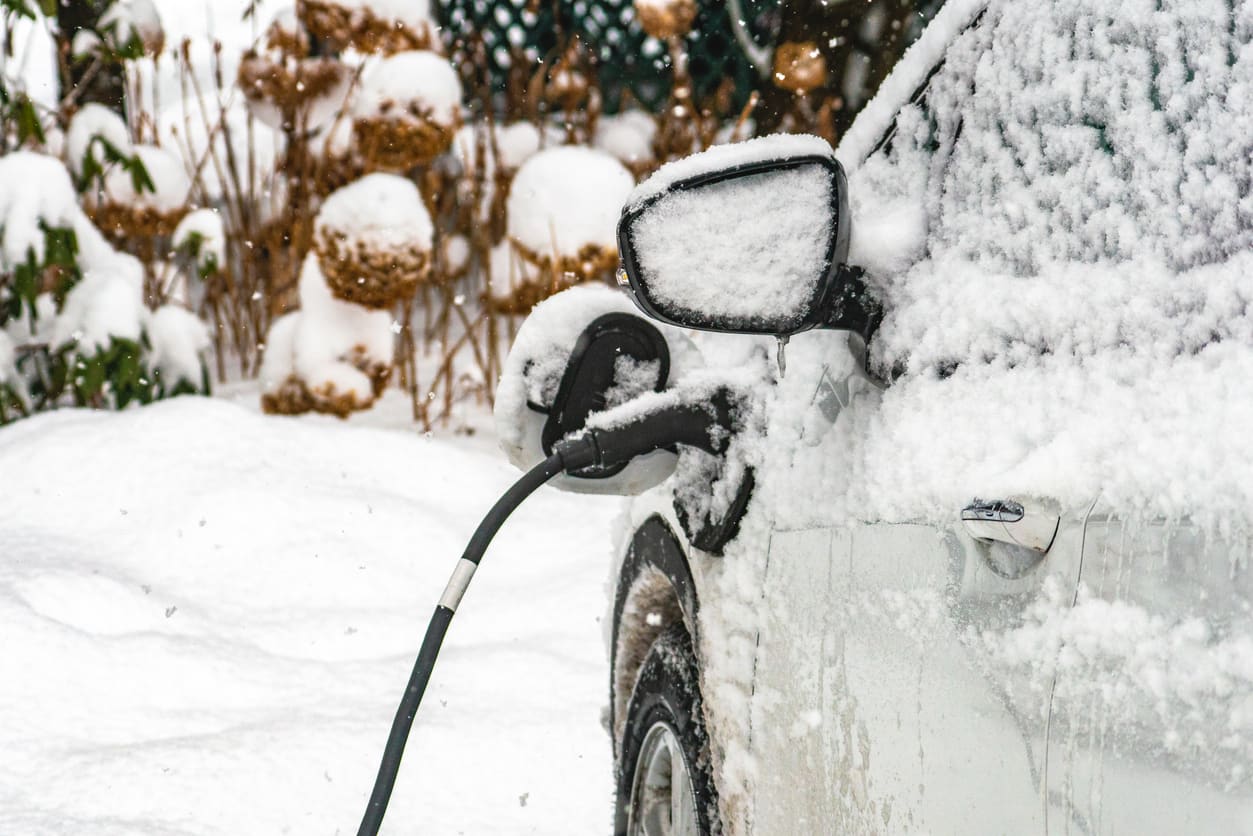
[496,1,1253,833]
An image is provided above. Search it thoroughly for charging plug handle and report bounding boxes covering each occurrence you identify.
[554,388,739,476]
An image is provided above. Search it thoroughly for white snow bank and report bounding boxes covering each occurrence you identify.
[354,51,462,124]
[315,172,433,251]
[0,396,617,834]
[507,146,634,257]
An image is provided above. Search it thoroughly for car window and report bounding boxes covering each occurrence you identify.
[850,1,1253,378]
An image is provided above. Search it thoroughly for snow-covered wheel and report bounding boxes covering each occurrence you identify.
[616,623,718,836]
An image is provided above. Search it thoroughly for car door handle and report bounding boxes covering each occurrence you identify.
[961,499,1059,553]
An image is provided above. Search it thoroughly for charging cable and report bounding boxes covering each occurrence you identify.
[356,391,738,835]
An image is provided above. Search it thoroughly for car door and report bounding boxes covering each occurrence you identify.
[1045,511,1253,836]
[747,3,1089,831]
[746,343,1089,834]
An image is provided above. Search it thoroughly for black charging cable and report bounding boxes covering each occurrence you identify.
[356,392,737,835]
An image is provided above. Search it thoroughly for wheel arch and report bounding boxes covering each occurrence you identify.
[610,513,700,756]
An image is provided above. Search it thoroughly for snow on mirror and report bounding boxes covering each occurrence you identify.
[618,141,849,336]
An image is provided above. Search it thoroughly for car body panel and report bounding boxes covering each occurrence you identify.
[1047,513,1253,835]
[746,349,1091,834]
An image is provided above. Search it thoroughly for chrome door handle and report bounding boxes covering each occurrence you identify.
[961,499,1059,553]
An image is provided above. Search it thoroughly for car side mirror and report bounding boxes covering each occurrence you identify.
[616,134,881,351]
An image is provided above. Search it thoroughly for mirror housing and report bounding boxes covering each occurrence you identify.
[616,135,881,349]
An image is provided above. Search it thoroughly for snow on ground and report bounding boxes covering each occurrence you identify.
[0,394,621,834]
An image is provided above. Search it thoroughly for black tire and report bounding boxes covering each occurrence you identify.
[614,623,720,836]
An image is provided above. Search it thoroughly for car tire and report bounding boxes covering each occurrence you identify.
[615,622,719,836]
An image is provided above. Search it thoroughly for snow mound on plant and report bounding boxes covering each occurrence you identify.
[52,256,147,351]
[353,51,461,124]
[595,111,656,166]
[0,152,103,269]
[65,103,132,177]
[99,144,191,212]
[173,208,225,267]
[147,305,210,384]
[507,146,634,258]
[315,172,433,251]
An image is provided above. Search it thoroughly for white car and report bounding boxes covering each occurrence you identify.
[497,1,1253,833]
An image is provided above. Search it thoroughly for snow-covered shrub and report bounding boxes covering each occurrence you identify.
[0,152,208,423]
[505,146,634,295]
[97,0,164,57]
[84,143,190,240]
[260,254,393,417]
[172,209,225,280]
[313,173,434,308]
[595,111,657,175]
[237,9,353,134]
[298,0,439,55]
[352,51,462,171]
[451,121,543,242]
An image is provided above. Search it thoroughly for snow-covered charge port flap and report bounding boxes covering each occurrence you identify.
[494,285,701,495]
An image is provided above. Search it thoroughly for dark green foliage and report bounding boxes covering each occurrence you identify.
[0,85,47,148]
[0,0,57,21]
[76,136,156,196]
[0,223,81,324]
